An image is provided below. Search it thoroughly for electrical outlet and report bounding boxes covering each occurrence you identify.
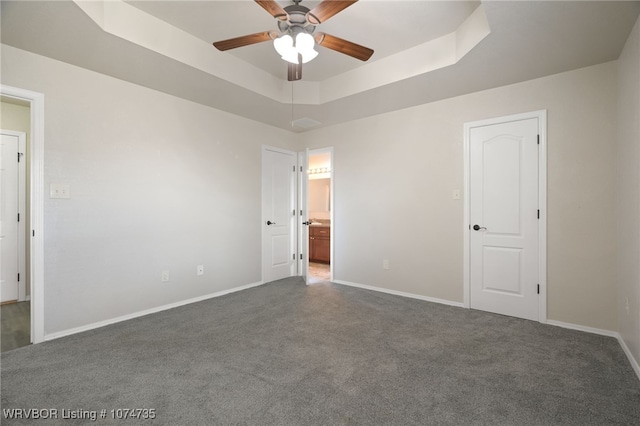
[197,265,204,276]
[161,271,170,282]
[383,259,390,270]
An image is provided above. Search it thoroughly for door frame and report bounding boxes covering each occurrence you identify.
[463,110,547,323]
[297,150,310,283]
[1,85,45,343]
[299,147,334,283]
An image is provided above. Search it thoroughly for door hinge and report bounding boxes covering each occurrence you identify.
[537,135,540,145]
[300,166,303,172]
[300,209,303,216]
[32,230,35,237]
[537,209,540,219]
[300,254,303,260]
[292,209,296,216]
[17,273,20,282]
[293,253,296,260]
[17,213,20,222]
[537,284,540,294]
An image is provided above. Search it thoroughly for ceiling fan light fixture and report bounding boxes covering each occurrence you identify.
[274,31,318,65]
[295,32,318,63]
[273,34,299,63]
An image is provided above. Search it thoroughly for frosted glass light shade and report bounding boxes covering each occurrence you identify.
[273,32,318,65]
[273,35,298,64]
[295,33,318,64]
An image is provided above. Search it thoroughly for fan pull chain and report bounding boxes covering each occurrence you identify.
[291,81,294,127]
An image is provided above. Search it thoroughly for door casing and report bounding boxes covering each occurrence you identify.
[463,110,547,323]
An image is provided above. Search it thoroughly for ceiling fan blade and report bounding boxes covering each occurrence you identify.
[213,31,276,51]
[314,33,374,61]
[308,1,357,24]
[255,0,288,20]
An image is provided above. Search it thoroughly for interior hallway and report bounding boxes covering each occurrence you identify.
[1,301,31,352]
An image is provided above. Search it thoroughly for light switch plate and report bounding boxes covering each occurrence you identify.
[50,184,70,199]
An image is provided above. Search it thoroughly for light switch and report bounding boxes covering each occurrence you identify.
[50,184,70,199]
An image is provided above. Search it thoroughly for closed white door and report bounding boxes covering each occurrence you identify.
[262,147,296,283]
[1,131,26,303]
[469,117,540,321]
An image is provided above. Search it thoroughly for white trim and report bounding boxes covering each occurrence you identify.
[333,279,465,308]
[463,110,547,323]
[45,281,265,341]
[546,319,619,338]
[1,85,45,344]
[297,150,308,282]
[547,320,640,381]
[618,336,640,381]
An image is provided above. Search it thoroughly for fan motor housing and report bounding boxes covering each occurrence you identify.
[278,4,317,34]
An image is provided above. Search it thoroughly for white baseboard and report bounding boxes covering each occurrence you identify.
[332,279,465,308]
[547,319,640,381]
[546,320,619,338]
[45,281,265,341]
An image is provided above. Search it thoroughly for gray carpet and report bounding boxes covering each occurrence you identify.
[1,277,639,425]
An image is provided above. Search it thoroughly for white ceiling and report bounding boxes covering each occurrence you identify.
[126,0,481,81]
[2,1,639,132]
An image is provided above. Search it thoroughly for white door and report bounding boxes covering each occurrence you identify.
[1,130,26,303]
[262,147,296,283]
[298,150,310,284]
[469,117,540,321]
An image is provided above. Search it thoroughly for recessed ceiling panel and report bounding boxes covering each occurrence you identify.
[126,0,480,80]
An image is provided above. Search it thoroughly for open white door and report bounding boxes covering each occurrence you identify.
[465,111,546,322]
[262,146,297,283]
[298,149,310,284]
[0,130,26,303]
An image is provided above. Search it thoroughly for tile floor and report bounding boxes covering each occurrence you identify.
[309,262,330,284]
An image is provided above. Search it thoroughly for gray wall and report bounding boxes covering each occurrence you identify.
[1,45,297,334]
[301,61,619,331]
[617,16,640,373]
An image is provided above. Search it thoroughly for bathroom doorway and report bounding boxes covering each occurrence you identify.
[307,148,332,284]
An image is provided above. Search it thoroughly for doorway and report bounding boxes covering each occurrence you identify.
[306,148,333,284]
[1,100,30,350]
[0,85,45,345]
[463,111,547,322]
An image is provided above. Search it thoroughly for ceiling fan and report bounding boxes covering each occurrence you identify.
[213,0,374,81]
